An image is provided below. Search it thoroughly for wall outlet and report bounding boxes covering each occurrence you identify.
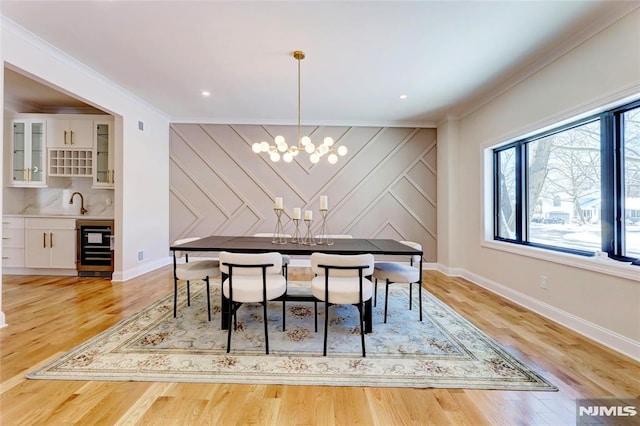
[540,275,548,290]
[137,251,144,262]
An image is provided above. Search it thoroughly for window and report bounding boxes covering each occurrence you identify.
[623,107,640,258]
[493,100,640,261]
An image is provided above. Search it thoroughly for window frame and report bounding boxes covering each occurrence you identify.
[492,99,640,262]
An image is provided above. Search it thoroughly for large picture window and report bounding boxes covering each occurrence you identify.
[493,100,640,262]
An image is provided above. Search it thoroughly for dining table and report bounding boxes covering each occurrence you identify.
[170,235,424,333]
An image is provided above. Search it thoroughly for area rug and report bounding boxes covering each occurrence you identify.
[27,280,557,390]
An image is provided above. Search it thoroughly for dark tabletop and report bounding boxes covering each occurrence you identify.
[170,236,422,257]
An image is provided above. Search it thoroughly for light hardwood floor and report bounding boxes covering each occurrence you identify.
[1,268,638,425]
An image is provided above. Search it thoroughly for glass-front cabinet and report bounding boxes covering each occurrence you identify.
[11,119,46,187]
[94,120,114,188]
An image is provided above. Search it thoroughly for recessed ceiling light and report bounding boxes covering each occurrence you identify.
[201,91,211,97]
[400,94,408,100]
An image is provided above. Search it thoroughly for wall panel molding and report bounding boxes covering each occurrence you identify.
[170,124,438,261]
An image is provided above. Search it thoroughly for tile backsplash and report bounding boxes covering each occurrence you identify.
[3,177,114,217]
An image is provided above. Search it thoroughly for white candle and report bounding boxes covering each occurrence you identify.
[292,207,301,220]
[320,195,328,210]
[274,197,283,210]
[304,210,313,221]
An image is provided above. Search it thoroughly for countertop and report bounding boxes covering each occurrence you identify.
[4,213,114,220]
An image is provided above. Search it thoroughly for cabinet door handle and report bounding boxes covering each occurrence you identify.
[50,232,54,248]
[64,130,68,145]
[70,130,74,145]
[23,168,27,181]
[43,232,47,248]
[28,168,32,181]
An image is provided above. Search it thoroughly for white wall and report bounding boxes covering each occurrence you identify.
[444,9,640,359]
[0,18,170,285]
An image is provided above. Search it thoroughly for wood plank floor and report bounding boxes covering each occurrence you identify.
[1,268,638,425]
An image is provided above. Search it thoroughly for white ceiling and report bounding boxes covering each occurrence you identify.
[1,1,637,127]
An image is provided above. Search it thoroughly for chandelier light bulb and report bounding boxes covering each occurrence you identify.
[277,141,288,152]
[310,153,320,163]
[328,153,338,164]
[324,137,334,147]
[275,135,285,145]
[305,143,316,154]
[270,152,281,162]
[337,145,348,156]
[318,144,329,155]
[283,152,293,162]
[260,141,270,152]
[301,136,311,146]
[252,142,262,153]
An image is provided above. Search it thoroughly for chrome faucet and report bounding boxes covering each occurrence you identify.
[69,192,87,215]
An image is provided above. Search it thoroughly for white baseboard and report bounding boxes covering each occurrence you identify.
[435,264,640,362]
[113,257,171,282]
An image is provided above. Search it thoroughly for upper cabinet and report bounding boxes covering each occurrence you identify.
[10,119,47,187]
[94,120,114,188]
[47,117,93,148]
[5,113,114,188]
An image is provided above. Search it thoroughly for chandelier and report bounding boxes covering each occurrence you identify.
[251,50,347,164]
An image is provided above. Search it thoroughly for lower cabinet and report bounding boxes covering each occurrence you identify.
[25,218,76,269]
[2,217,25,267]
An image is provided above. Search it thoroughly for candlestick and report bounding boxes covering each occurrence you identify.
[291,218,302,243]
[302,218,316,246]
[304,210,313,221]
[271,208,287,244]
[317,208,333,245]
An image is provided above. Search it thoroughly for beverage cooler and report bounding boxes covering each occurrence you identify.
[76,219,114,277]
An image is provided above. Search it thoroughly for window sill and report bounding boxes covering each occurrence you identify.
[482,239,640,283]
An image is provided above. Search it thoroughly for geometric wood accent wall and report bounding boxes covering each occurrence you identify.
[170,124,437,261]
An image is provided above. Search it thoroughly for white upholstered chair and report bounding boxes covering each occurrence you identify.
[310,253,374,357]
[219,251,287,354]
[253,233,292,278]
[172,237,220,321]
[372,240,422,323]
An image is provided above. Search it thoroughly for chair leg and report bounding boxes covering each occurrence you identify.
[384,279,390,323]
[173,277,178,318]
[263,300,270,355]
[186,280,191,306]
[226,302,234,353]
[314,301,318,333]
[323,301,329,356]
[409,281,413,310]
[418,281,423,321]
[282,300,286,331]
[374,278,378,307]
[359,304,366,357]
[205,277,211,321]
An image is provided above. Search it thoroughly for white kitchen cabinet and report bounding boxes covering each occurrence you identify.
[94,120,114,188]
[10,119,47,187]
[2,216,25,268]
[47,118,93,148]
[25,218,76,269]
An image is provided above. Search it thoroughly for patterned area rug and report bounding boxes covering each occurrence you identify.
[27,281,557,390]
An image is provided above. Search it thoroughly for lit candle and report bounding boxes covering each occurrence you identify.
[274,197,283,210]
[292,207,301,220]
[304,210,313,221]
[320,195,328,210]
